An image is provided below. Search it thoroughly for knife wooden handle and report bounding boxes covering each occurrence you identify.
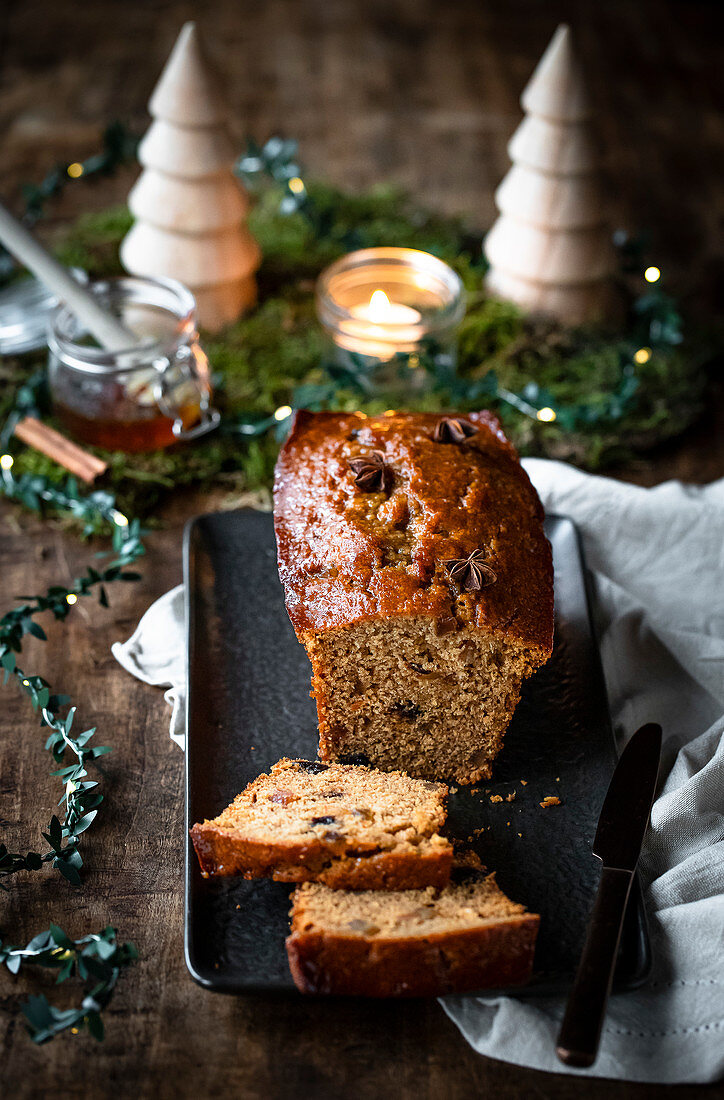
[556,866,634,1068]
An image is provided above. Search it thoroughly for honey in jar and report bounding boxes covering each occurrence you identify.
[47,276,219,453]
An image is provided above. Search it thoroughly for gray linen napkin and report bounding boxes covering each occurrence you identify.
[113,460,724,1084]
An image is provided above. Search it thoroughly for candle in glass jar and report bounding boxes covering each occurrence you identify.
[316,248,465,371]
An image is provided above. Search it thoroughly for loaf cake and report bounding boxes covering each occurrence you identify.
[274,409,553,784]
[286,859,539,996]
[190,758,453,889]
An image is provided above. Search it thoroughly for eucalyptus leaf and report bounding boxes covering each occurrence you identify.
[7,954,22,974]
[49,924,74,950]
[54,859,81,886]
[71,811,97,835]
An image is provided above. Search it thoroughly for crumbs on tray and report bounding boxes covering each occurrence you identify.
[540,795,562,808]
[489,790,516,803]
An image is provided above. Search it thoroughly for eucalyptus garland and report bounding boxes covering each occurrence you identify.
[0,455,143,1039]
[0,925,138,1042]
[0,491,145,888]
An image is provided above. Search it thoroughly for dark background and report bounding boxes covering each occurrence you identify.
[1,2,723,1097]
[2,0,724,286]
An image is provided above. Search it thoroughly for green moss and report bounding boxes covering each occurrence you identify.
[2,187,710,519]
[54,207,133,277]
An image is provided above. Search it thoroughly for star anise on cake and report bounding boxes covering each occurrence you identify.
[347,450,388,492]
[433,417,478,444]
[443,550,497,592]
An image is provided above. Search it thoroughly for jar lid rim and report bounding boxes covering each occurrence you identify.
[48,275,198,374]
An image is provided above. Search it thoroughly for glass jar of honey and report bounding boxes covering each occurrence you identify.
[47,275,220,453]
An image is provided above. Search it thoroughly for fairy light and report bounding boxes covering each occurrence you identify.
[536,407,557,423]
[274,405,292,421]
[111,509,129,527]
[66,593,78,605]
[22,679,30,687]
[67,162,84,179]
[288,176,305,194]
[644,266,661,283]
[0,454,13,470]
[634,347,652,365]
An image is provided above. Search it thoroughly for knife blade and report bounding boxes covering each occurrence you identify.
[556,722,662,1069]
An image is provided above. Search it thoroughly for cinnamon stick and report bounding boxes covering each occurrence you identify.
[14,416,108,484]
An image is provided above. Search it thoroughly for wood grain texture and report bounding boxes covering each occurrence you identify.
[0,0,723,1095]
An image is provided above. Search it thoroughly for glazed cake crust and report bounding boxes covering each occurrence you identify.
[274,409,553,651]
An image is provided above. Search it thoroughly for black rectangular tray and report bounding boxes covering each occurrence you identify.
[184,511,650,995]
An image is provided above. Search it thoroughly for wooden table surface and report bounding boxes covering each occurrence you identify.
[1,1,723,1096]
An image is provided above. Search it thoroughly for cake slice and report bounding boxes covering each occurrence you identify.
[273,409,554,785]
[286,859,539,996]
[190,758,453,890]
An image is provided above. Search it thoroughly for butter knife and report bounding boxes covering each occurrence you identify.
[556,721,662,1068]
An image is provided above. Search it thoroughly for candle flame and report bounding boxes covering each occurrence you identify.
[368,290,391,323]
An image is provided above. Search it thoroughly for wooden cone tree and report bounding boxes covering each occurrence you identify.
[121,22,260,331]
[484,24,615,325]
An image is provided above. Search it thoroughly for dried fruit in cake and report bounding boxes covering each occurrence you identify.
[190,757,453,890]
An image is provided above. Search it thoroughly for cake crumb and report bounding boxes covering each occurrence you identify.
[490,794,503,803]
[540,795,562,808]
[518,832,523,838]
[505,791,516,802]
[520,779,528,786]
[449,786,458,795]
